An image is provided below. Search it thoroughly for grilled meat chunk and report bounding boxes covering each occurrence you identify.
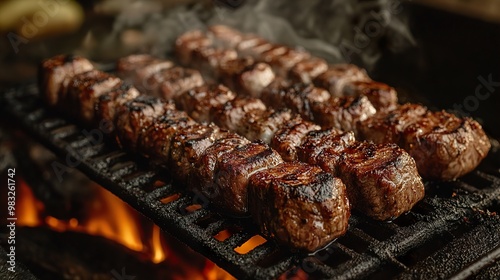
[218,57,275,97]
[115,96,175,151]
[175,84,236,123]
[237,37,274,59]
[175,30,212,66]
[313,64,370,96]
[262,79,330,120]
[356,103,427,143]
[65,70,121,123]
[191,47,238,80]
[271,116,321,161]
[213,142,283,215]
[169,123,223,184]
[117,55,173,92]
[40,54,94,107]
[238,108,293,143]
[192,133,250,193]
[265,48,311,77]
[289,57,328,83]
[311,96,376,131]
[297,129,356,167]
[248,162,349,252]
[151,66,204,100]
[358,104,491,179]
[211,97,267,132]
[332,142,425,220]
[95,84,140,134]
[343,80,398,113]
[138,111,195,162]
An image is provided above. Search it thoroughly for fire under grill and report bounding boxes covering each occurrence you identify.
[2,83,500,279]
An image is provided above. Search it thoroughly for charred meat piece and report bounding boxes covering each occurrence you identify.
[359,104,491,179]
[175,84,236,123]
[65,70,121,123]
[191,132,250,193]
[40,54,94,107]
[332,142,425,220]
[213,142,283,215]
[342,80,398,113]
[271,116,321,161]
[115,96,175,151]
[297,129,355,167]
[211,97,267,132]
[238,108,293,143]
[262,79,330,120]
[138,111,195,163]
[237,37,273,59]
[356,103,427,143]
[207,25,243,48]
[95,84,140,134]
[191,47,238,80]
[117,55,173,92]
[175,30,212,66]
[169,123,223,184]
[218,57,275,97]
[147,66,204,100]
[248,161,349,252]
[311,96,376,131]
[289,57,328,83]
[313,64,370,96]
[265,48,311,77]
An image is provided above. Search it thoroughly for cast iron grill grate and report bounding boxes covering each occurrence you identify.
[2,84,500,279]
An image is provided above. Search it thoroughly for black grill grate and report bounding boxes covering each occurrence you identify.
[2,84,500,279]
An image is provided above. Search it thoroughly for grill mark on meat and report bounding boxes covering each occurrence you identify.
[249,162,349,252]
[115,96,175,151]
[271,116,321,161]
[311,95,376,131]
[262,79,330,121]
[214,142,283,215]
[66,70,122,124]
[334,142,425,220]
[40,54,94,107]
[342,80,398,113]
[175,84,236,123]
[358,104,491,179]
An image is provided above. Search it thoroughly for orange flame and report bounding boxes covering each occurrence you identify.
[15,177,235,279]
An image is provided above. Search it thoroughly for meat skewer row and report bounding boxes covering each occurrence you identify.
[39,54,350,252]
[119,54,425,221]
[179,28,491,181]
[204,25,399,114]
[176,30,380,133]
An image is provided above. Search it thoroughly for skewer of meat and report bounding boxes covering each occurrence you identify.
[120,54,424,221]
[205,25,398,113]
[39,54,350,252]
[181,28,491,181]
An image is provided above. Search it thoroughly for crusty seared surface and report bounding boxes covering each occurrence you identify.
[358,104,491,180]
[248,161,350,252]
[342,80,398,113]
[175,84,236,123]
[261,79,330,121]
[311,95,376,132]
[332,142,425,221]
[39,54,94,107]
[271,116,321,161]
[114,96,175,151]
[213,142,283,215]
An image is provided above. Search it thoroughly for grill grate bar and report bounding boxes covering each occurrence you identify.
[2,84,500,279]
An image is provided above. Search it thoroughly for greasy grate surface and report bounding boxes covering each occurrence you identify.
[2,84,500,279]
